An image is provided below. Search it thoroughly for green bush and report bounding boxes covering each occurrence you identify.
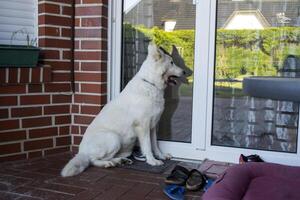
[136,26,195,68]
[124,24,300,80]
[216,28,300,80]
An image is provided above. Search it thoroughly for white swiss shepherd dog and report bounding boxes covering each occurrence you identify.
[61,43,185,177]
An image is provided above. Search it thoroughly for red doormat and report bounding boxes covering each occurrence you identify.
[198,159,235,179]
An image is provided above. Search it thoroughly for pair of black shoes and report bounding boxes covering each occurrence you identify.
[165,165,207,191]
[239,154,264,164]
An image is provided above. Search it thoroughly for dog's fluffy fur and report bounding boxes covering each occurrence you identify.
[61,43,184,177]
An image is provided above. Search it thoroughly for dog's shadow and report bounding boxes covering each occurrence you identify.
[158,45,193,141]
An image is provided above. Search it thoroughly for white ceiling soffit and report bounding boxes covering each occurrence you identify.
[123,0,142,14]
[224,10,270,30]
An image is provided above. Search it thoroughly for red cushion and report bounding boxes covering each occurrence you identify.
[203,162,300,200]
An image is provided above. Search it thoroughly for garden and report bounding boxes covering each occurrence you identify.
[123,24,300,97]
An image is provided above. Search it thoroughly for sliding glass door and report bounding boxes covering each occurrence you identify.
[205,0,300,165]
[113,0,206,158]
[121,0,196,143]
[111,0,300,164]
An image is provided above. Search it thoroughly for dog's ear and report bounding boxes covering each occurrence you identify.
[159,47,170,56]
[171,45,178,57]
[148,42,163,61]
[171,45,193,84]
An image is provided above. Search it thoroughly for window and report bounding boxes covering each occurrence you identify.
[121,0,196,143]
[164,20,177,32]
[212,0,300,153]
[224,10,270,30]
[111,0,300,163]
[0,0,38,46]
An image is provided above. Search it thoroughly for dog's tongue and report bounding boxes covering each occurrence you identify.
[179,76,189,84]
[168,76,177,86]
[167,75,190,86]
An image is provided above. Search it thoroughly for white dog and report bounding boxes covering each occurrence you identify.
[61,43,184,177]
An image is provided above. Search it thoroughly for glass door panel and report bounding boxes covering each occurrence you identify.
[212,0,300,153]
[122,0,196,143]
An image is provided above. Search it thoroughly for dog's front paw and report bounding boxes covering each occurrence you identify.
[163,153,173,160]
[147,158,164,166]
[157,153,172,160]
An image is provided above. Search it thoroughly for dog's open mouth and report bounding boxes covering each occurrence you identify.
[167,75,179,86]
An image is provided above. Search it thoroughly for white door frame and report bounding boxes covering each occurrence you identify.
[157,0,214,160]
[109,0,210,160]
[109,0,300,165]
[108,0,122,101]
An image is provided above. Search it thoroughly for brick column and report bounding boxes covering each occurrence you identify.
[39,0,74,83]
[72,0,108,151]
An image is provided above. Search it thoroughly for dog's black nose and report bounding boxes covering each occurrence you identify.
[183,71,186,75]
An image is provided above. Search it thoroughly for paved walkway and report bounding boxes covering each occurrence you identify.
[0,153,203,200]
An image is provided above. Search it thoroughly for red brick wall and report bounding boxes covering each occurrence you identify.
[0,0,75,161]
[0,0,109,161]
[71,0,108,152]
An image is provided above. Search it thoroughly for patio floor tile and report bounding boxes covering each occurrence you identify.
[0,153,204,199]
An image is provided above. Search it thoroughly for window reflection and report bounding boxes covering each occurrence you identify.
[122,0,196,142]
[212,0,300,152]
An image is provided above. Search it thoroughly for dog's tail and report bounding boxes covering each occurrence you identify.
[61,153,90,177]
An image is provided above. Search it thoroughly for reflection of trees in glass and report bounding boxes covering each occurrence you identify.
[124,24,300,82]
[216,46,271,79]
[141,26,195,70]
[216,28,300,79]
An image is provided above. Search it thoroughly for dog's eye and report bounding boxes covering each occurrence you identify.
[171,61,174,65]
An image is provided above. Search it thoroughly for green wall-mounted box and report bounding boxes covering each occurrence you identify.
[0,45,40,67]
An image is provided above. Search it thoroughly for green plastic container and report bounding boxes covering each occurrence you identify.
[0,45,40,67]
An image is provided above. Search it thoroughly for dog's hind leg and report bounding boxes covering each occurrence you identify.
[91,150,120,168]
[111,157,133,166]
[89,132,121,168]
[109,151,133,166]
[92,160,116,168]
[92,156,132,168]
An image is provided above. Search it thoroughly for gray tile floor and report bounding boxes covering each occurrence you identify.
[0,153,207,200]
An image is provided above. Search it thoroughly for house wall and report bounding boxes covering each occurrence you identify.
[0,0,74,161]
[0,0,109,161]
[71,0,108,152]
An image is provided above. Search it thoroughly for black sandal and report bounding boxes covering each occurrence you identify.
[186,169,206,191]
[165,165,190,186]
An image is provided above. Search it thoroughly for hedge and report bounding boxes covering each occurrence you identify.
[124,24,300,81]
